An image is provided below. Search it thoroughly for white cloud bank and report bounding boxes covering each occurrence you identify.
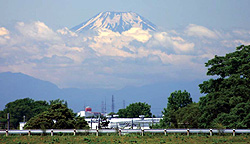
[0,21,249,89]
[16,21,61,42]
[185,24,218,39]
[0,27,10,44]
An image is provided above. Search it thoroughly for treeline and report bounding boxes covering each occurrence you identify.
[0,45,249,129]
[0,99,88,129]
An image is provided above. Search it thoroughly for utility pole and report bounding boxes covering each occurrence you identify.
[112,95,114,113]
[7,113,10,130]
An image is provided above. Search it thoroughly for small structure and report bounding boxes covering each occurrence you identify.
[19,122,26,130]
[77,106,101,117]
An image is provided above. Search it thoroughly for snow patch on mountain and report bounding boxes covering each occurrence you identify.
[71,11,156,33]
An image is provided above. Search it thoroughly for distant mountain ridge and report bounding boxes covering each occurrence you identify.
[71,11,156,33]
[0,72,61,103]
[0,72,202,115]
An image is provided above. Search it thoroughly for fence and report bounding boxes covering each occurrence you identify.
[1,129,250,137]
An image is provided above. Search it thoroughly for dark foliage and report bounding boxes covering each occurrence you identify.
[199,45,250,128]
[117,102,152,118]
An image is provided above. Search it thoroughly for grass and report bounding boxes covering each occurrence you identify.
[0,133,250,144]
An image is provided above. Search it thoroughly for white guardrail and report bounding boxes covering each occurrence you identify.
[1,129,250,136]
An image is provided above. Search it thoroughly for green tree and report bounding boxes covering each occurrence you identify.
[175,103,201,128]
[1,98,49,129]
[0,111,7,129]
[74,116,89,129]
[49,99,68,107]
[117,102,152,118]
[160,90,193,128]
[116,109,127,118]
[24,103,89,129]
[214,101,250,128]
[199,45,250,128]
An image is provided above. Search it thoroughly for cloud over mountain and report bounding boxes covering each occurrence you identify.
[0,12,249,89]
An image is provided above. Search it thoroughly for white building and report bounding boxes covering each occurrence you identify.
[77,107,162,129]
[85,117,162,129]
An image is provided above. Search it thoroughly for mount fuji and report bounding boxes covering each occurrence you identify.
[71,11,157,33]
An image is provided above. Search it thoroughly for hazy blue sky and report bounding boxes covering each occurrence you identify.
[1,0,250,30]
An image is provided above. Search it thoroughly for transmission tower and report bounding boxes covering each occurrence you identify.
[101,101,104,113]
[123,100,125,109]
[112,95,114,113]
[105,97,107,114]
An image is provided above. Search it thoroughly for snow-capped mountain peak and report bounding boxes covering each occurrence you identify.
[71,11,156,33]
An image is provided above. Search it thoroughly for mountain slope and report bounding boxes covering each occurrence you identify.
[0,72,203,115]
[0,72,61,103]
[0,72,110,112]
[71,11,156,33]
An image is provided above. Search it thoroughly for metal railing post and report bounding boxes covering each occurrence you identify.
[210,129,212,136]
[51,129,53,136]
[233,129,235,136]
[74,129,76,136]
[119,129,121,136]
[141,128,144,136]
[164,129,167,136]
[96,128,99,136]
[187,129,190,136]
[28,129,31,136]
[6,130,8,137]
